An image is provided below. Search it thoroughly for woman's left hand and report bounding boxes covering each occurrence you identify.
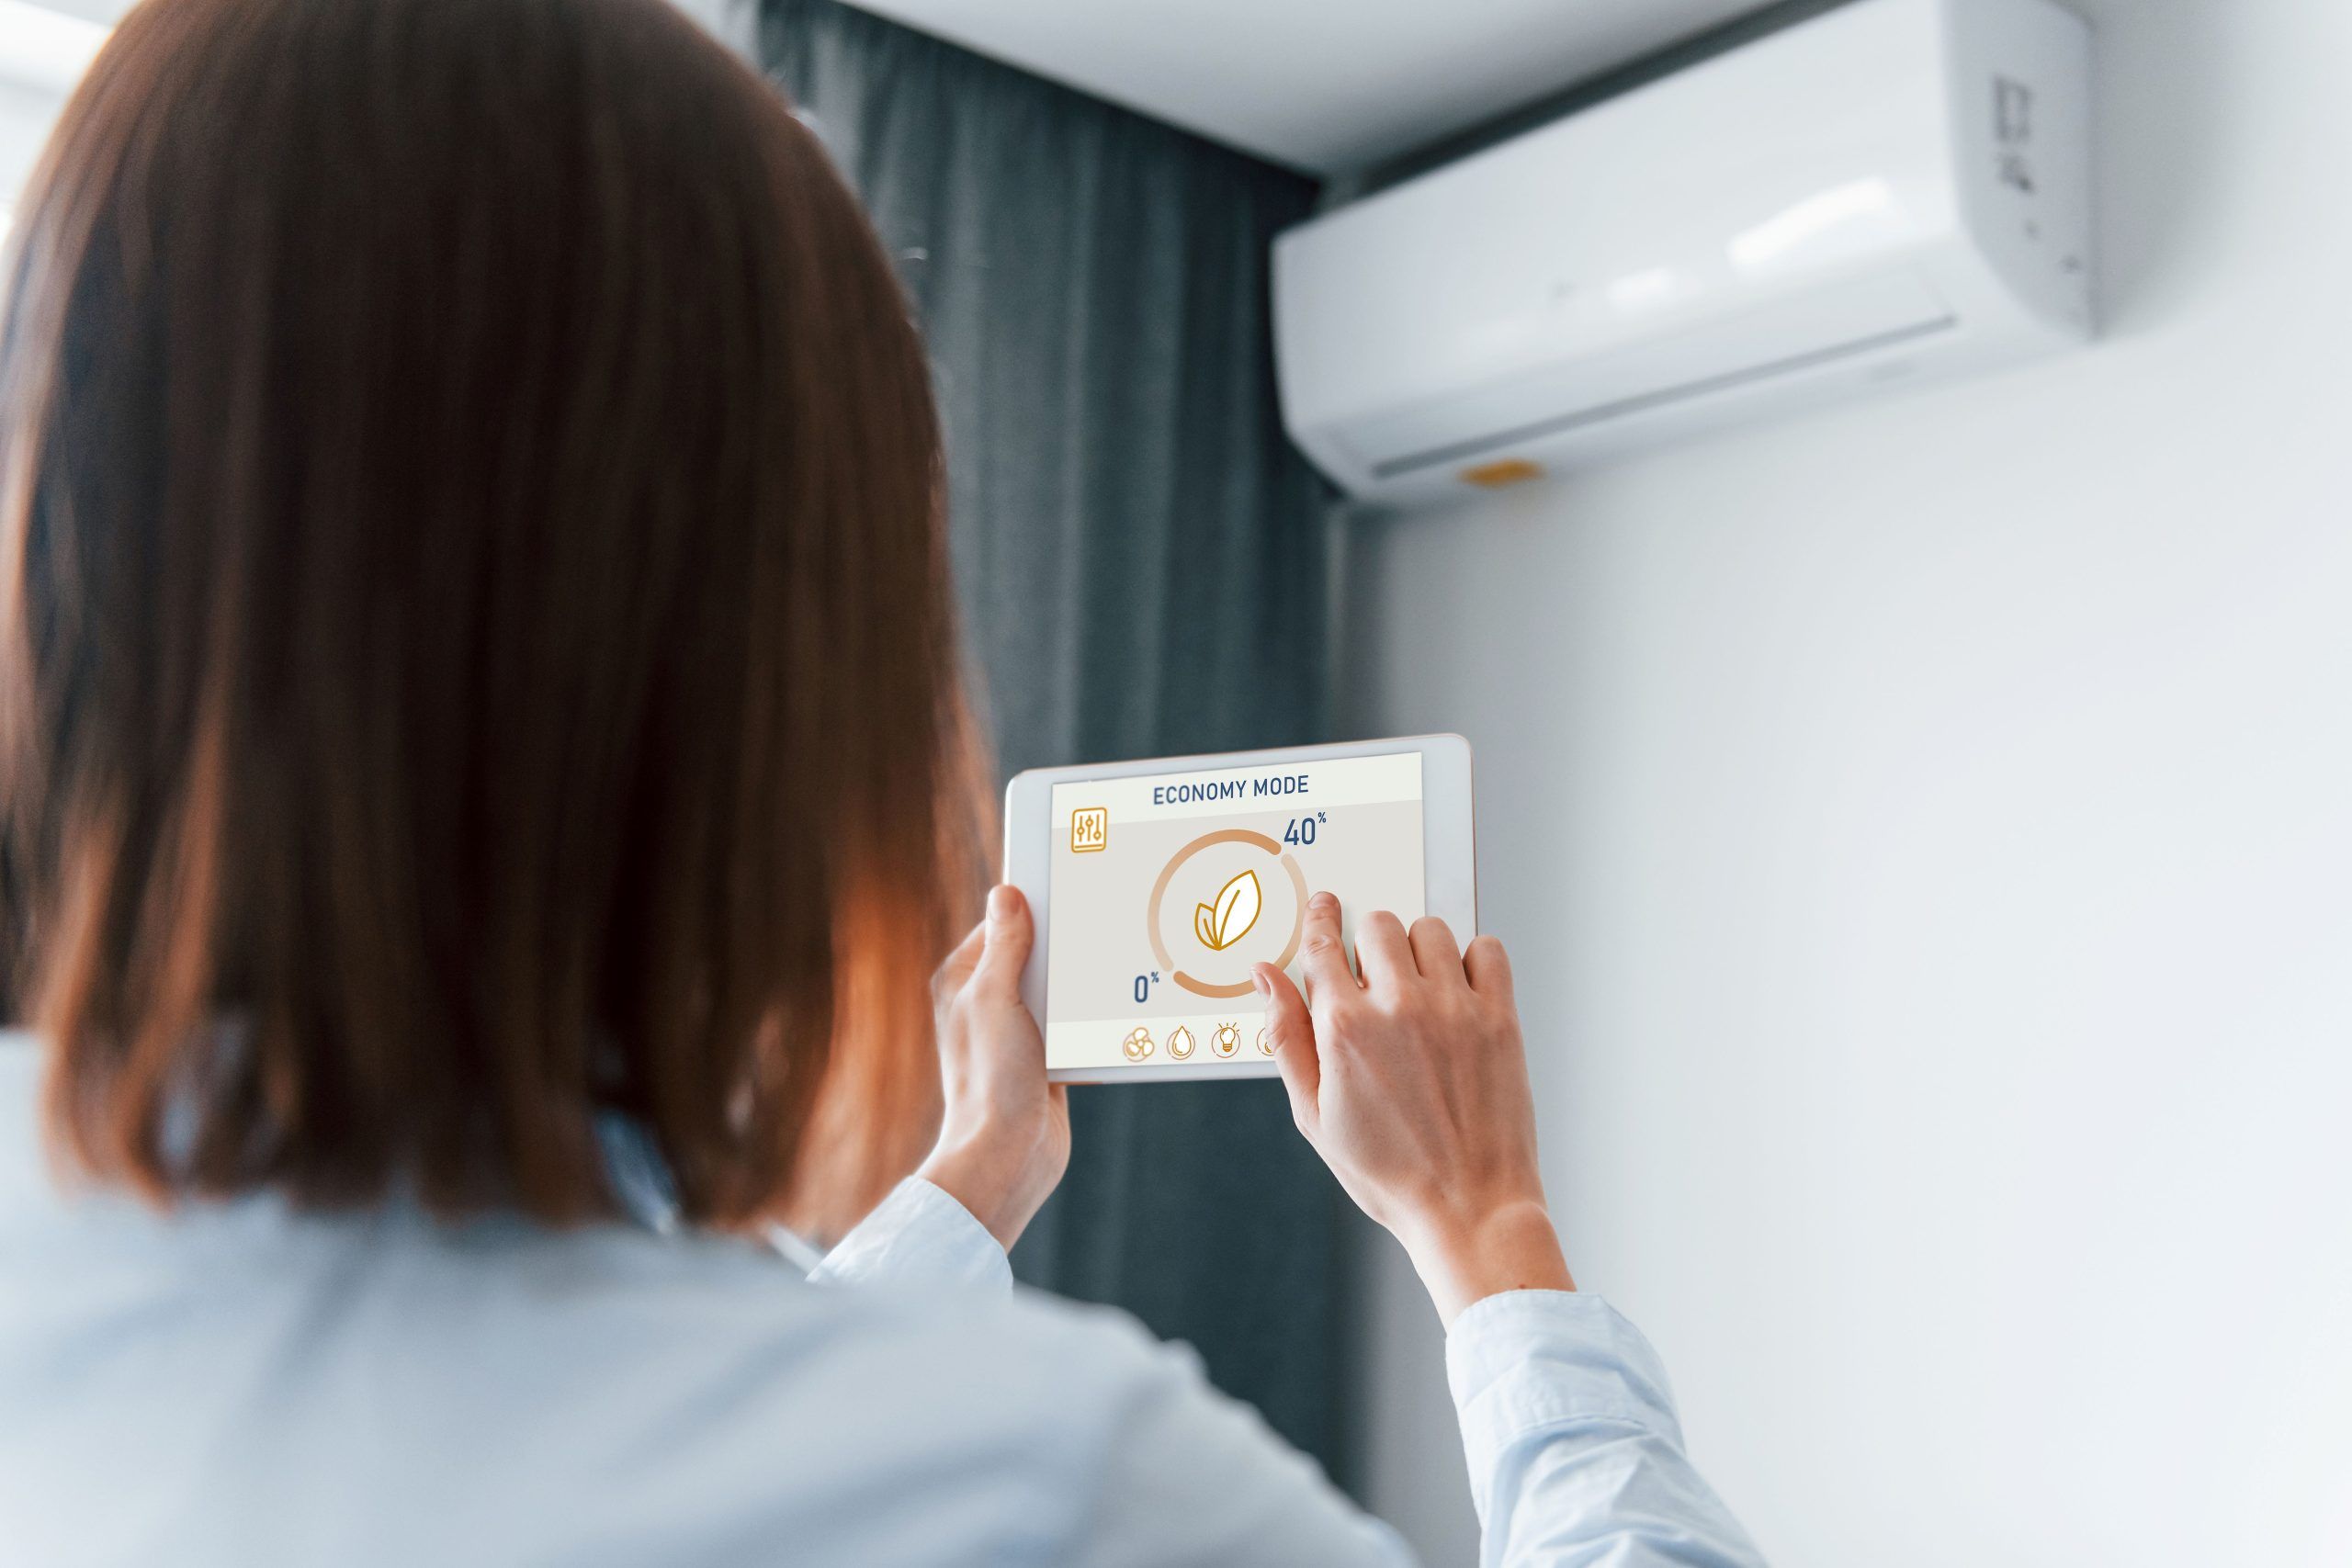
[917,885,1071,1249]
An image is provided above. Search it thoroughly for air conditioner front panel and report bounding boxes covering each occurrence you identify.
[1335,266,1956,479]
[1272,0,1953,432]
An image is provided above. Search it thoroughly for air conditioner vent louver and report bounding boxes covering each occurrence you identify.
[1372,317,1958,481]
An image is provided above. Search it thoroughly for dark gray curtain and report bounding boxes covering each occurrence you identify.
[758,3,1349,1471]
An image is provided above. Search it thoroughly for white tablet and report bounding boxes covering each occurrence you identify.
[1002,735,1475,1083]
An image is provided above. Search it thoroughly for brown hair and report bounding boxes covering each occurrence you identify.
[0,0,983,1234]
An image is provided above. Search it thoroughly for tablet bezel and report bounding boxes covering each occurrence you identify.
[1002,734,1476,1084]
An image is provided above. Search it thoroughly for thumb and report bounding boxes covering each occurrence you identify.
[1255,963,1321,1139]
[969,884,1033,1000]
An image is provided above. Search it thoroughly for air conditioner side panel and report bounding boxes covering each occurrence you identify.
[1939,0,2096,343]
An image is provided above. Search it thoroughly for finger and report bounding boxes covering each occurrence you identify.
[1295,891,1356,1006]
[968,884,1033,1000]
[1256,962,1320,1136]
[1408,916,1464,982]
[932,920,986,1005]
[1463,933,1514,1006]
[1357,910,1419,989]
[1354,910,1416,995]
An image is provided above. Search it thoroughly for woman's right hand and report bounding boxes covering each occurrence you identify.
[1254,894,1574,1324]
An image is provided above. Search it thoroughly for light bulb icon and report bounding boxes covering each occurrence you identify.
[1210,1021,1240,1057]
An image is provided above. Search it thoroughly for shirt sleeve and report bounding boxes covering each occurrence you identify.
[803,1177,1013,1293]
[1057,1290,1764,1568]
[1447,1290,1768,1567]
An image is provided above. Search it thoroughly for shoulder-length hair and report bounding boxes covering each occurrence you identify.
[0,0,984,1235]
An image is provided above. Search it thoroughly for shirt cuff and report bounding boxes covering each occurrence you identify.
[1445,1290,1686,1511]
[806,1176,1013,1293]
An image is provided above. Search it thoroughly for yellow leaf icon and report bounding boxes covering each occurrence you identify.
[1194,867,1262,952]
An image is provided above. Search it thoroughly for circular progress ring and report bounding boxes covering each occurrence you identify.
[1145,828,1310,999]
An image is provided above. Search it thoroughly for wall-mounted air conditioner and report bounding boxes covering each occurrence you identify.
[1273,0,2093,505]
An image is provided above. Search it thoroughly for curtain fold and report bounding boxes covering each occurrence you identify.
[758,1,1349,1471]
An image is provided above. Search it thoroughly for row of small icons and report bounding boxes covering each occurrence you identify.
[1120,1022,1272,1062]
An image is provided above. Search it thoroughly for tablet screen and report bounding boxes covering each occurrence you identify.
[1045,750,1425,1071]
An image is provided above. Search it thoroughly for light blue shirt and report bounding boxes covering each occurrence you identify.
[0,1041,1762,1564]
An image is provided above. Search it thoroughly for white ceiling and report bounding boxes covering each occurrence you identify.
[842,0,1783,173]
[8,1,1788,175]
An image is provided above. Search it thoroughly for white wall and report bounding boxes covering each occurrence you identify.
[0,78,60,211]
[1339,0,2352,1562]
